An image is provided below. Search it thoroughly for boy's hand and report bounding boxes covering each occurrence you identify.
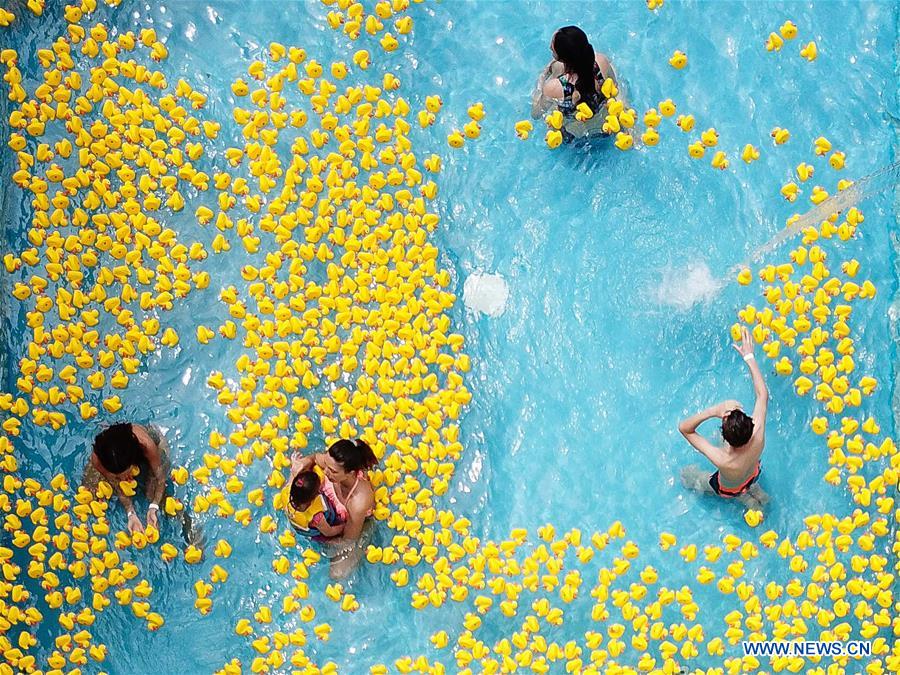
[733,325,754,358]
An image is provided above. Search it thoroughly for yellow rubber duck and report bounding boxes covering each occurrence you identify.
[546,130,563,149]
[688,141,705,159]
[447,130,465,148]
[700,128,719,147]
[795,162,814,181]
[380,32,399,52]
[675,114,694,132]
[574,102,593,122]
[771,127,790,144]
[614,132,633,151]
[669,50,688,69]
[514,120,533,139]
[780,182,799,202]
[800,41,817,61]
[765,33,783,52]
[780,20,798,39]
[463,120,480,139]
[641,128,659,146]
[642,108,661,128]
[813,136,832,155]
[711,151,728,170]
[829,151,845,170]
[744,510,763,527]
[658,99,676,117]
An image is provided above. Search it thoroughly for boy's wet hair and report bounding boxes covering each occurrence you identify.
[93,423,142,474]
[290,470,321,509]
[721,409,754,447]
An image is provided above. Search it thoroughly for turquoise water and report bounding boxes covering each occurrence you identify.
[1,0,897,672]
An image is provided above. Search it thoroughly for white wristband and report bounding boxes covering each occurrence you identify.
[743,353,755,362]
[126,509,137,518]
[148,503,160,512]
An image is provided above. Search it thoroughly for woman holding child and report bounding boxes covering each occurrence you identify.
[287,438,377,578]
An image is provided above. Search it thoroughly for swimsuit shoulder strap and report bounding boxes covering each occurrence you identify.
[344,473,363,502]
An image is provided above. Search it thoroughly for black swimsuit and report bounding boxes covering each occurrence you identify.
[557,62,606,117]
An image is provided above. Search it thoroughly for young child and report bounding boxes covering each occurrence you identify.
[285,470,344,540]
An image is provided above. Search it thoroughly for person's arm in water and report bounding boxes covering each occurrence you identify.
[92,455,143,534]
[144,449,168,530]
[310,512,344,538]
[733,325,768,439]
[531,60,564,119]
[678,400,740,463]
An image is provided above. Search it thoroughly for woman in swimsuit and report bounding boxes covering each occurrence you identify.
[83,423,170,534]
[531,26,619,138]
[291,438,377,578]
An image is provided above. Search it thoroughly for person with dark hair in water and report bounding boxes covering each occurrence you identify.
[83,423,170,534]
[678,326,769,509]
[531,25,620,137]
[285,469,345,540]
[292,438,378,578]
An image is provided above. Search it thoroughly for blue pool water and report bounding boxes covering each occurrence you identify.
[0,0,897,672]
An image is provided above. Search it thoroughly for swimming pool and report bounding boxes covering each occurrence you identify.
[0,0,897,672]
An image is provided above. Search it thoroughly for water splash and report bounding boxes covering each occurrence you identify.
[657,160,900,309]
[463,272,510,317]
[655,263,725,309]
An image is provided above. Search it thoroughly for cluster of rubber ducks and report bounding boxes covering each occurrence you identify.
[2,10,219,434]
[319,0,422,44]
[0,1,896,674]
[763,20,818,63]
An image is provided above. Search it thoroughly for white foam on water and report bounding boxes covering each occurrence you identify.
[655,262,725,309]
[463,272,510,317]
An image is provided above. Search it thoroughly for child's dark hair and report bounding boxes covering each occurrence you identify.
[93,423,142,474]
[721,410,754,447]
[290,470,321,509]
[327,438,378,472]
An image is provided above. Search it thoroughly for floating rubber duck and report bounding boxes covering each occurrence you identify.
[780,182,800,201]
[658,99,676,117]
[643,108,661,128]
[669,50,688,69]
[601,77,618,98]
[466,102,485,121]
[675,114,694,132]
[780,20,798,39]
[700,128,719,147]
[813,136,832,155]
[744,510,763,527]
[514,120,533,139]
[796,162,814,181]
[829,151,845,170]
[574,102,593,122]
[641,128,659,146]
[800,41,817,61]
[741,144,760,163]
[771,127,790,144]
[614,132,633,151]
[765,33,783,52]
[380,32,399,52]
[546,130,563,149]
[462,120,480,139]
[688,141,705,159]
[711,151,728,170]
